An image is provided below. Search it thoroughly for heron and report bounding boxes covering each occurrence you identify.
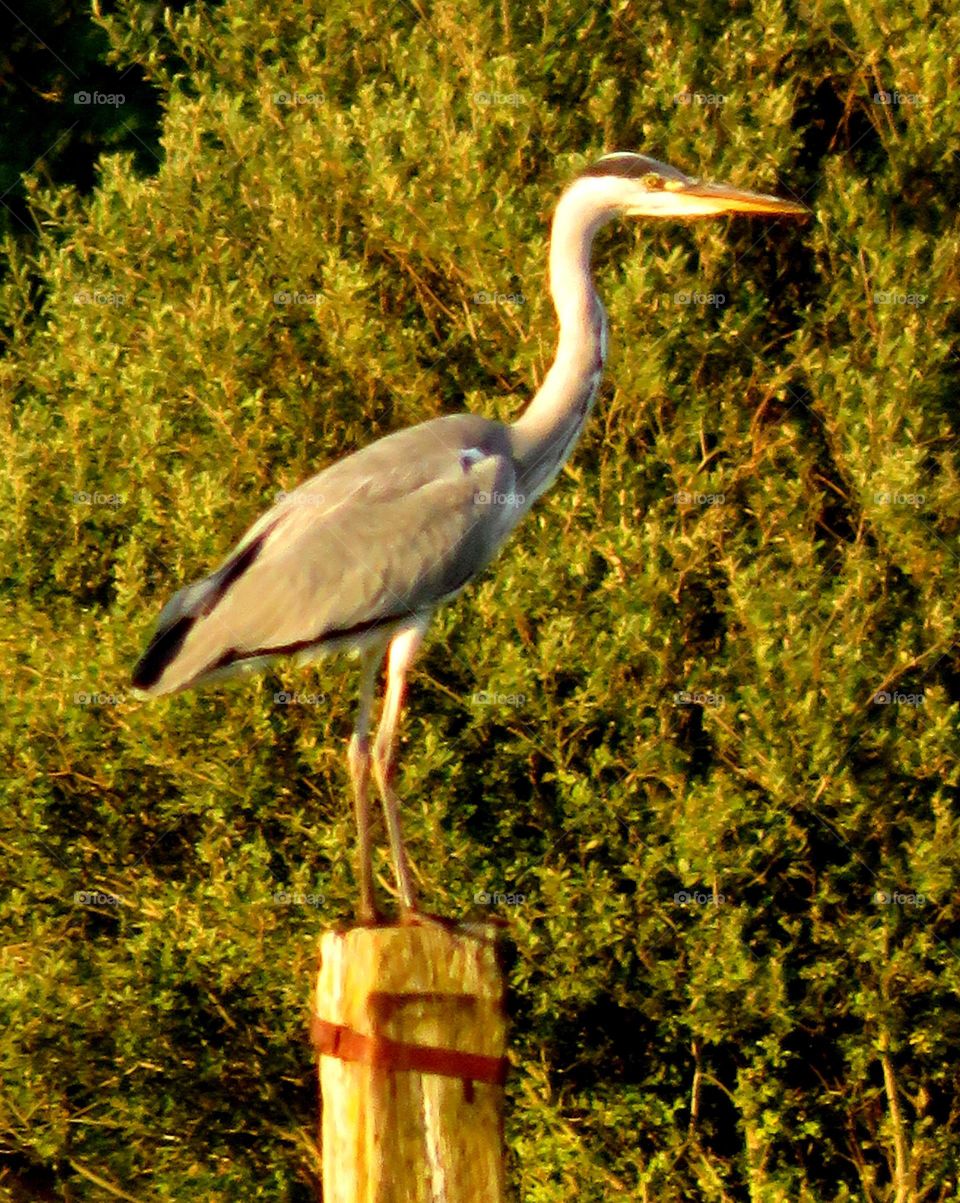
[132,152,808,921]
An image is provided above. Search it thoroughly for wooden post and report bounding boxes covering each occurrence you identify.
[313,922,507,1203]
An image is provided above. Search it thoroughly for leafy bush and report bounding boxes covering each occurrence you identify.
[2,0,958,1199]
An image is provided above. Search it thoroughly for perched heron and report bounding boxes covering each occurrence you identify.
[132,152,808,921]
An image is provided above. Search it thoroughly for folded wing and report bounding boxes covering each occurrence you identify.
[132,414,519,695]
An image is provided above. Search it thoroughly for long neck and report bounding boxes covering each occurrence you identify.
[511,186,611,506]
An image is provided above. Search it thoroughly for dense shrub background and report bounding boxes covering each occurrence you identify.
[2,0,958,1199]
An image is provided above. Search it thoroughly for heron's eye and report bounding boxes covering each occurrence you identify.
[641,172,664,190]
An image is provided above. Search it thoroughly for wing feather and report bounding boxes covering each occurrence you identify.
[133,415,520,695]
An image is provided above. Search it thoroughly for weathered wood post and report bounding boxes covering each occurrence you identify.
[313,921,507,1202]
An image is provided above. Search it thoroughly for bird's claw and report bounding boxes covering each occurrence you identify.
[398,907,455,931]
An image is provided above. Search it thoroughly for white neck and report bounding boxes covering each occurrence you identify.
[511,182,614,505]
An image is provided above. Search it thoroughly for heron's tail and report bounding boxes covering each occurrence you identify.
[131,527,273,696]
[131,577,220,695]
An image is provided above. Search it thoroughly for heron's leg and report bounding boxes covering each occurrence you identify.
[371,622,426,915]
[347,646,386,922]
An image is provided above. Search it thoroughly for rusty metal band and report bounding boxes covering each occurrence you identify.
[311,1017,507,1085]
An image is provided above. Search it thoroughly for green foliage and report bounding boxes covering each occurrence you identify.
[2,0,959,1198]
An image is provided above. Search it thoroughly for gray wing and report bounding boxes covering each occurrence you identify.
[132,414,520,695]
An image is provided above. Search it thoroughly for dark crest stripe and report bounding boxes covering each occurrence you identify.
[578,153,690,184]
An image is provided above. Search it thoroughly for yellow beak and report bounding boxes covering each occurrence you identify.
[627,179,811,220]
[678,179,811,216]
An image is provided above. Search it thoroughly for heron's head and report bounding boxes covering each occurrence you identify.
[576,152,810,220]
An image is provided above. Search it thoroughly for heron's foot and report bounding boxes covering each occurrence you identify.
[398,906,456,931]
[356,897,387,926]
